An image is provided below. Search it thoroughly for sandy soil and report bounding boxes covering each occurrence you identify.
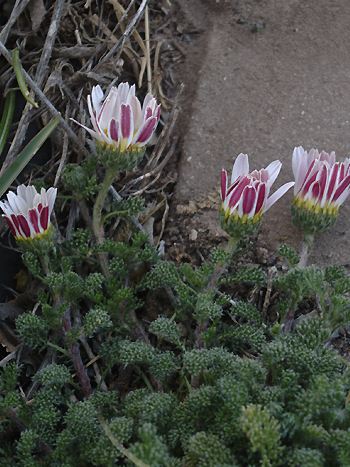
[172,0,350,267]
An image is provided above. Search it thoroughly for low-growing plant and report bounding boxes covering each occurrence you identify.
[1,90,350,467]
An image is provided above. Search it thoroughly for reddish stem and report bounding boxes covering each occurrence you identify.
[63,308,92,398]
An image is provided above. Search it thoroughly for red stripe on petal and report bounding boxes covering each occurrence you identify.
[302,171,318,196]
[300,160,316,192]
[17,215,31,238]
[318,165,328,199]
[11,214,20,232]
[110,119,119,142]
[221,169,227,201]
[5,217,17,236]
[326,163,339,200]
[311,181,320,200]
[242,186,256,215]
[226,179,240,197]
[40,206,49,231]
[136,117,157,144]
[121,104,132,139]
[332,175,350,202]
[29,209,40,234]
[228,177,251,209]
[145,107,153,119]
[255,183,266,214]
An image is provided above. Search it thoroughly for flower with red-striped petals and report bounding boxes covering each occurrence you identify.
[292,146,350,232]
[0,185,57,241]
[220,154,294,237]
[72,83,160,157]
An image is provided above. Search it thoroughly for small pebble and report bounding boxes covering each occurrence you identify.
[189,229,198,241]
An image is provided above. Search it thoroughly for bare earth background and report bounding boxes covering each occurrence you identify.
[172,0,350,267]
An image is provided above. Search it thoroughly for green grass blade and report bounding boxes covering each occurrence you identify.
[0,115,60,197]
[0,90,16,157]
[12,49,39,109]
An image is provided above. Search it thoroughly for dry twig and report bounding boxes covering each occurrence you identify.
[0,0,31,45]
[94,0,149,69]
[0,41,89,158]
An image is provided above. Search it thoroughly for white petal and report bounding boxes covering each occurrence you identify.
[127,84,136,104]
[7,191,25,214]
[91,85,104,114]
[117,82,130,103]
[0,201,12,216]
[142,93,154,113]
[231,153,249,183]
[292,146,304,179]
[22,185,37,205]
[87,95,101,135]
[334,186,350,207]
[130,95,143,131]
[265,160,282,187]
[98,88,118,131]
[70,118,100,140]
[329,151,336,166]
[292,146,309,194]
[264,182,295,212]
[46,188,57,214]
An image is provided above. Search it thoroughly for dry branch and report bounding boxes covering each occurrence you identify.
[0,41,89,159]
[0,0,31,45]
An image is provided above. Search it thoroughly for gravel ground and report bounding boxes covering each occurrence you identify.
[173,0,350,267]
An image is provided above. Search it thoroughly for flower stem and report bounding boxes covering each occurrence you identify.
[92,168,116,276]
[282,233,315,333]
[298,233,314,268]
[192,235,239,387]
[206,236,239,289]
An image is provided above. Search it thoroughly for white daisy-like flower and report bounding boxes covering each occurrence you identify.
[0,185,57,240]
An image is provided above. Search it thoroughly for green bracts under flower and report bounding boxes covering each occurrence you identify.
[220,206,261,239]
[291,197,338,234]
[96,143,145,171]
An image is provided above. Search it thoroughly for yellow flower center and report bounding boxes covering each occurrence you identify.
[293,197,339,216]
[222,205,262,224]
[16,227,51,242]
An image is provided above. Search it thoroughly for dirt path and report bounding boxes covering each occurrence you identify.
[173,0,350,266]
